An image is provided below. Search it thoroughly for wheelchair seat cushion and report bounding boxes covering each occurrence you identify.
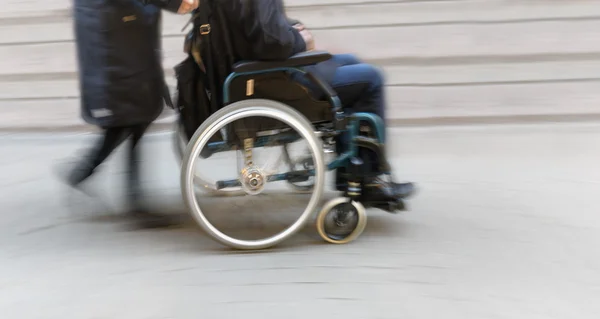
[233,51,332,73]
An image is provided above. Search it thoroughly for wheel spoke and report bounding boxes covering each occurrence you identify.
[180,99,326,250]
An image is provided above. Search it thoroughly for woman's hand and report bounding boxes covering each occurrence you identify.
[178,0,199,14]
[299,29,315,51]
[292,23,305,32]
[294,24,315,51]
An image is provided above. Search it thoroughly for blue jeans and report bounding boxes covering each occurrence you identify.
[295,53,386,121]
[325,54,386,121]
[301,54,388,181]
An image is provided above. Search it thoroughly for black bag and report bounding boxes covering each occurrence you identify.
[174,0,228,141]
[174,56,212,140]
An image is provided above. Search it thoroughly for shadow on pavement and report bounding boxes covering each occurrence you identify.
[65,190,405,255]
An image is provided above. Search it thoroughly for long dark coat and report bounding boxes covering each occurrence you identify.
[73,0,182,128]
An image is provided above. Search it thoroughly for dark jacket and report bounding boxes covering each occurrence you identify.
[218,0,306,61]
[217,0,338,84]
[73,0,182,128]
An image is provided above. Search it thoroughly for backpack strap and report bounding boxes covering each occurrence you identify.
[197,0,219,114]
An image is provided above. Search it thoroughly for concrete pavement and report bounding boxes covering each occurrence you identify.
[0,123,599,318]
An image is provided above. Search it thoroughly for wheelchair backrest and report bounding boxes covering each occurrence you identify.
[179,1,332,141]
[190,0,310,106]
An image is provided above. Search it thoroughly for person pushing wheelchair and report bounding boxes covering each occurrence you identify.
[221,0,416,203]
[57,0,199,229]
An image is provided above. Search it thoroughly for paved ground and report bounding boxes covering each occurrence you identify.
[1,123,599,318]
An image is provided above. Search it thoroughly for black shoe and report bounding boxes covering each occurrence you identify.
[390,181,417,199]
[363,178,416,202]
[54,160,97,197]
[55,160,94,186]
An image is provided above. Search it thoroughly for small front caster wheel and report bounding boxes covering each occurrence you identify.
[316,198,367,244]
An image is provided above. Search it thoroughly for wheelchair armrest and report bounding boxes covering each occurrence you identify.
[232,51,332,73]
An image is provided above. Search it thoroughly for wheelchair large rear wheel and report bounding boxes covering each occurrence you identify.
[175,120,297,196]
[180,99,326,250]
[174,120,246,196]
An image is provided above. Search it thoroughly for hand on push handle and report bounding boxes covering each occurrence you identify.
[178,0,199,14]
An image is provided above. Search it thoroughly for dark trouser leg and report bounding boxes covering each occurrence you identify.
[66,126,129,186]
[296,55,415,201]
[328,60,387,149]
[126,123,150,211]
[324,62,387,188]
[323,58,414,200]
[124,123,178,228]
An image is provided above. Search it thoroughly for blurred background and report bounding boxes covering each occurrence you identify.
[2,0,600,128]
[1,0,600,318]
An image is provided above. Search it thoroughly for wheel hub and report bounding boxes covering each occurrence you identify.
[326,206,358,236]
[241,166,265,195]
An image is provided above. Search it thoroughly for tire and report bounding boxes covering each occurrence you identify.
[180,99,326,250]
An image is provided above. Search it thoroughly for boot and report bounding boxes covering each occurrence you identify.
[363,177,416,202]
[56,127,127,192]
[54,157,97,197]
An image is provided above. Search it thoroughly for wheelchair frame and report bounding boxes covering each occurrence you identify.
[176,3,404,250]
[177,57,403,250]
[201,66,390,188]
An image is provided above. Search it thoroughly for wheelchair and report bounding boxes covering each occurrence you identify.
[173,10,408,250]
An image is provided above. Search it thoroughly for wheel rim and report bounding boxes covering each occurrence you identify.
[176,121,314,195]
[174,121,247,195]
[181,101,325,250]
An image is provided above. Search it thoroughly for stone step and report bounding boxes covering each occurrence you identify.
[4,0,600,43]
[1,18,599,76]
[2,81,600,130]
[1,59,599,100]
[3,0,600,22]
[0,0,374,15]
[1,0,599,130]
[0,98,178,131]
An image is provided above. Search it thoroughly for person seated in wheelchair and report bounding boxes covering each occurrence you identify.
[221,0,416,203]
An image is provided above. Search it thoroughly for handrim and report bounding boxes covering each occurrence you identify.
[180,99,326,250]
[174,120,246,195]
